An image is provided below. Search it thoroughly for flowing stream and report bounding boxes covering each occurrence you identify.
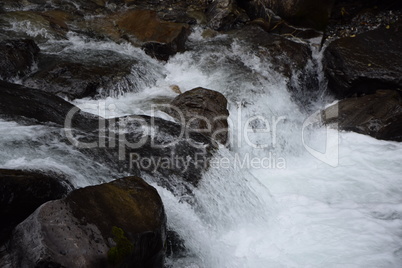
[1,15,402,268]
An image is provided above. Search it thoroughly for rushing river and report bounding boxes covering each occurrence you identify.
[1,15,402,268]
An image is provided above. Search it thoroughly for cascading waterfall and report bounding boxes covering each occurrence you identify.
[1,9,402,268]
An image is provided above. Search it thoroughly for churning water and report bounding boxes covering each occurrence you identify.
[1,22,402,268]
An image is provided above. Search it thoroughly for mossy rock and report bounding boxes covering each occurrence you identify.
[5,176,166,267]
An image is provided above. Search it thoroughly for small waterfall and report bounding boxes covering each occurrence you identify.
[1,3,402,267]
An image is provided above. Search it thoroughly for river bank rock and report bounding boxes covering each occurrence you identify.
[167,87,229,146]
[3,176,166,268]
[322,90,402,141]
[0,39,39,81]
[238,0,334,30]
[324,21,402,98]
[0,169,72,245]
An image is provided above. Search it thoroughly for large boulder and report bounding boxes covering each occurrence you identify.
[2,176,166,268]
[238,0,334,30]
[324,21,402,98]
[167,87,230,146]
[322,90,402,141]
[0,39,39,80]
[0,169,72,245]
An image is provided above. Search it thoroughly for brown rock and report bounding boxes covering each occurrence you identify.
[168,87,229,146]
[0,39,39,80]
[116,10,190,60]
[78,10,190,60]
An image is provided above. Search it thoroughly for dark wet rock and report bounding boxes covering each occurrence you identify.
[0,80,99,131]
[231,24,312,78]
[3,176,166,268]
[322,90,402,141]
[0,39,39,80]
[23,53,143,100]
[102,114,214,192]
[167,87,229,146]
[0,169,72,245]
[166,230,187,259]
[324,21,402,98]
[238,0,334,30]
[206,0,249,31]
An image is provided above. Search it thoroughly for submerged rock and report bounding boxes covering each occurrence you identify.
[324,21,402,98]
[166,230,187,259]
[0,39,39,80]
[0,169,72,245]
[322,90,402,141]
[168,87,229,146]
[3,176,166,268]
